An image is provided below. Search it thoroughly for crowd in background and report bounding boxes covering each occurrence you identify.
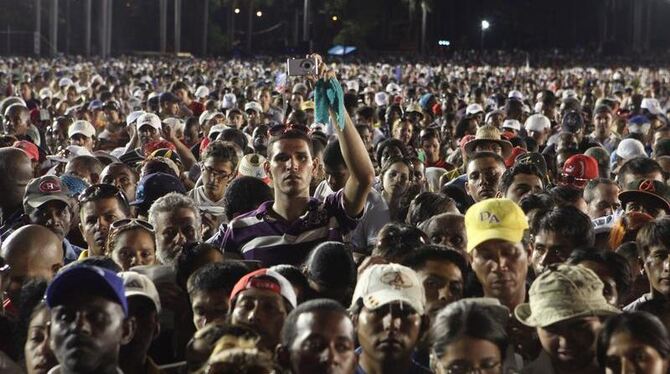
[0,52,669,373]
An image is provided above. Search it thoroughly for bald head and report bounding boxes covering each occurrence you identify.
[0,148,33,211]
[65,155,103,185]
[1,224,63,302]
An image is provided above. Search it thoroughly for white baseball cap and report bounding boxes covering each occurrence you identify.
[68,120,96,138]
[208,124,226,138]
[525,114,551,132]
[508,90,524,101]
[616,138,647,160]
[58,77,74,88]
[38,88,53,100]
[375,92,389,107]
[136,113,162,132]
[502,119,521,131]
[244,101,262,114]
[385,82,401,95]
[351,264,426,315]
[466,103,484,117]
[118,271,161,313]
[126,110,146,126]
[194,86,210,99]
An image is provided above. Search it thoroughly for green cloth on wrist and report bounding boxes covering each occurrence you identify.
[314,78,346,130]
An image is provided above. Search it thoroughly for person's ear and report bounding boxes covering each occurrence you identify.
[264,159,272,180]
[121,316,137,345]
[152,312,161,341]
[276,345,291,369]
[311,157,319,177]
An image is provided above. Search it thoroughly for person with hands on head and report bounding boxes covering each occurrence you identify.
[210,54,375,267]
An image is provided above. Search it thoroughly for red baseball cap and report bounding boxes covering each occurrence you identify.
[13,140,39,161]
[459,135,476,151]
[559,154,599,189]
[230,268,297,308]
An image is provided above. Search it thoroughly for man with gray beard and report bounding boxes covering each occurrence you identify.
[148,192,202,265]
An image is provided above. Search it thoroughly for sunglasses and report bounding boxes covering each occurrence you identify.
[78,184,129,206]
[110,218,155,232]
[268,123,310,137]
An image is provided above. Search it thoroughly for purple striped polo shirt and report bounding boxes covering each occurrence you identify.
[209,190,358,267]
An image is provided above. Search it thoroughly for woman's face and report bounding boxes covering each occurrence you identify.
[24,307,57,374]
[383,162,411,196]
[434,336,502,374]
[393,121,414,145]
[109,228,157,271]
[604,331,669,374]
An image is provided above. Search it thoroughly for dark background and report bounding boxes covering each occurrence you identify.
[0,0,666,57]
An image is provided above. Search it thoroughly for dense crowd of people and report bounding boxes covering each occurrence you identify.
[0,52,669,373]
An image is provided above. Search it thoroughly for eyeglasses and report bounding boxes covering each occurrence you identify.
[110,218,155,233]
[268,122,310,137]
[202,165,234,181]
[78,184,129,206]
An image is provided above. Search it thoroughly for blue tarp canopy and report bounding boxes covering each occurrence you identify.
[327,45,357,56]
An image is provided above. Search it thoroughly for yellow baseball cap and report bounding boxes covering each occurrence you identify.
[464,198,528,253]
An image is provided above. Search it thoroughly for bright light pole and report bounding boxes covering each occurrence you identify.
[480,19,490,50]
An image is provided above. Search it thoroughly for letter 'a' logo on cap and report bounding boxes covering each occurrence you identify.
[381,271,412,290]
[38,180,61,193]
[479,211,500,224]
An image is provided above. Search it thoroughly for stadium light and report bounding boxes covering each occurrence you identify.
[234,8,240,14]
[256,10,262,17]
[332,15,338,22]
[438,40,451,46]
[481,20,490,30]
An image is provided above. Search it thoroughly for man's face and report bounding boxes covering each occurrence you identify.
[587,183,620,219]
[46,123,68,153]
[471,239,528,305]
[578,260,619,306]
[175,89,189,103]
[356,302,422,363]
[531,230,574,276]
[65,161,99,185]
[201,158,234,201]
[325,164,350,192]
[69,134,94,151]
[505,173,544,204]
[163,102,179,116]
[5,250,60,304]
[644,245,670,298]
[191,289,231,331]
[259,91,272,107]
[466,157,504,202]
[228,113,244,129]
[267,138,316,197]
[29,201,72,240]
[50,294,131,373]
[4,109,29,136]
[392,122,413,145]
[287,311,356,374]
[422,138,440,162]
[594,112,612,137]
[231,288,288,351]
[557,134,578,153]
[424,216,467,255]
[100,165,138,203]
[79,198,129,256]
[154,208,200,265]
[537,317,602,371]
[415,260,463,318]
[624,199,667,219]
[529,130,547,146]
[120,298,159,364]
[138,125,159,146]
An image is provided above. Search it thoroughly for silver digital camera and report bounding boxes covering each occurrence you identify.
[286,57,318,76]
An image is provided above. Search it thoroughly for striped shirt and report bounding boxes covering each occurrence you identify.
[208,190,358,267]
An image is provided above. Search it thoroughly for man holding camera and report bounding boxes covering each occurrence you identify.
[210,55,375,267]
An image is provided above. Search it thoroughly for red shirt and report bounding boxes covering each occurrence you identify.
[425,158,453,170]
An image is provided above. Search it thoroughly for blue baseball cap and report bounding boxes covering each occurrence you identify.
[131,172,186,208]
[46,265,128,316]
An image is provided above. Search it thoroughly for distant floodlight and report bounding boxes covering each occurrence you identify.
[481,20,490,30]
[234,8,240,14]
[332,16,338,21]
[256,11,262,17]
[438,40,451,46]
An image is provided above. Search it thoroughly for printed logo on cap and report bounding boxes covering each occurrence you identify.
[564,159,585,177]
[479,211,500,224]
[39,180,61,193]
[380,271,412,290]
[639,180,656,193]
